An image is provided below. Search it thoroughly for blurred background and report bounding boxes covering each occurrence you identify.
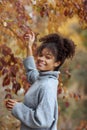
[0,0,87,130]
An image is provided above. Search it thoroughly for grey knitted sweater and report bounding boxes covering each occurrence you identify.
[12,56,60,130]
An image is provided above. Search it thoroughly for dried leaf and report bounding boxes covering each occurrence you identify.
[2,75,10,86]
[12,82,21,94]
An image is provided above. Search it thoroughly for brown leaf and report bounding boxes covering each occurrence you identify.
[10,65,19,77]
[65,101,70,107]
[1,45,12,56]
[12,82,21,94]
[5,88,11,93]
[0,57,7,66]
[2,68,9,75]
[58,87,62,94]
[5,93,12,99]
[2,75,10,86]
[0,65,3,71]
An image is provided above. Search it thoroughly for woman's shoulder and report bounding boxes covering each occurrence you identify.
[43,78,58,86]
[39,78,58,92]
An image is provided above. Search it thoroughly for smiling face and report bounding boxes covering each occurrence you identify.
[36,48,60,71]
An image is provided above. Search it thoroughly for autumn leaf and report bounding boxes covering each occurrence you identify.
[58,87,63,94]
[12,82,21,94]
[1,44,12,56]
[65,101,70,108]
[5,93,12,99]
[2,74,10,86]
[10,64,19,77]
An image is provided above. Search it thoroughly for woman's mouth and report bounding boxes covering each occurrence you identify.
[37,61,46,67]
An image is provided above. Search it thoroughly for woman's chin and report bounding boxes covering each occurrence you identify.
[37,66,44,71]
[37,67,43,71]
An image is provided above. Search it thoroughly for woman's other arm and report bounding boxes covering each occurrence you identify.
[11,84,56,128]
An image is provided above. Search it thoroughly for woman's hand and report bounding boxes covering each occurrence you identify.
[24,31,35,48]
[24,31,35,56]
[5,99,18,111]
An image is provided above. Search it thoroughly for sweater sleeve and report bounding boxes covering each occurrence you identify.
[11,86,55,128]
[23,56,39,84]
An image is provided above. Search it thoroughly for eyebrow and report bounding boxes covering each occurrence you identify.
[46,53,53,57]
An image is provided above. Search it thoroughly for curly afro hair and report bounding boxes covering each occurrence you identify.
[37,33,76,70]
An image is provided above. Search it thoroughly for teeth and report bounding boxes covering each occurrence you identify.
[38,62,45,66]
[39,61,45,64]
[39,63,44,65]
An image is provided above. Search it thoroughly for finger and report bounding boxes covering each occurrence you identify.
[6,102,14,106]
[25,33,32,38]
[32,32,35,41]
[31,31,35,37]
[7,107,13,111]
[24,35,30,40]
[6,104,13,108]
[7,99,17,105]
[31,32,35,39]
[29,34,32,40]
[6,105,13,110]
[30,34,35,42]
[8,99,15,102]
[24,34,32,40]
[7,102,13,106]
[25,33,30,36]
[6,103,14,108]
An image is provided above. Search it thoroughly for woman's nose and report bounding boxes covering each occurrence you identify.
[38,56,45,61]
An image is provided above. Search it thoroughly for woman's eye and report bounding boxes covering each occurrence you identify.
[46,56,51,59]
[39,54,43,57]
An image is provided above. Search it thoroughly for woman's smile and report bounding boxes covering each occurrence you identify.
[37,61,46,67]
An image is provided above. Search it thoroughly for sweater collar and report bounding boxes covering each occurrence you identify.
[39,71,60,79]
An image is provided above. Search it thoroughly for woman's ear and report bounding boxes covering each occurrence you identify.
[54,61,61,67]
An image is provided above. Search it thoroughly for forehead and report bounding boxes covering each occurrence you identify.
[41,48,53,55]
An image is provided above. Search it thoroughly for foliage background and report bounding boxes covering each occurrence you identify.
[0,0,87,130]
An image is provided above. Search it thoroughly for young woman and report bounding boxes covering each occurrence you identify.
[5,32,76,130]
